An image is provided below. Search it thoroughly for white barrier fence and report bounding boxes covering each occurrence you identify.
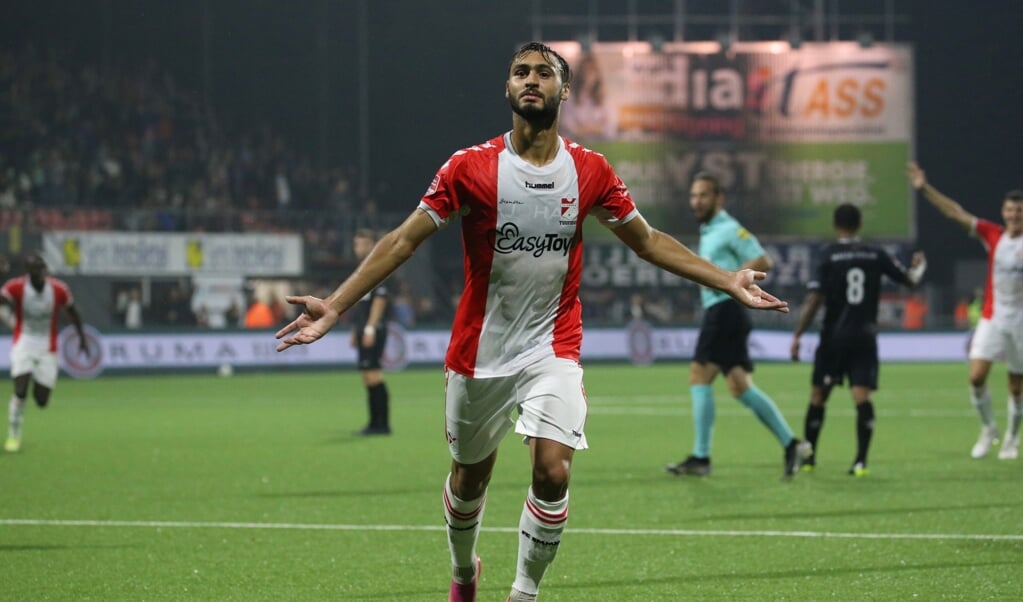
[0,322,971,379]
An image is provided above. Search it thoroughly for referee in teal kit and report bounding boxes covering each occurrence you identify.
[665,171,812,479]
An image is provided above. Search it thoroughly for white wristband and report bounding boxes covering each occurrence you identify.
[908,260,927,285]
[363,325,376,335]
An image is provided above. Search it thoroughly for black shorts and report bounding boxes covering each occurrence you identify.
[356,329,388,371]
[693,299,753,373]
[811,335,878,390]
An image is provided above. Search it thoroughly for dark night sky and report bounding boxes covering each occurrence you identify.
[4,0,1022,290]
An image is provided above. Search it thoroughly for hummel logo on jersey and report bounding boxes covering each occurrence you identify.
[488,222,575,257]
[525,180,555,189]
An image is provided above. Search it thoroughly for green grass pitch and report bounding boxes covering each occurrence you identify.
[2,362,1021,600]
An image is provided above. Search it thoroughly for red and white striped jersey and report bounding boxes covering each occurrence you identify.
[973,218,1023,326]
[418,133,639,378]
[1,276,74,353]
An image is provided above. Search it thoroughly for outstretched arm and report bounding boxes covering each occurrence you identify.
[64,303,90,356]
[790,291,823,361]
[906,162,976,231]
[612,215,788,313]
[276,209,438,351]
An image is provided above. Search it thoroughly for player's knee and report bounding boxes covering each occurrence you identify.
[34,391,50,408]
[532,460,571,499]
[450,454,496,499]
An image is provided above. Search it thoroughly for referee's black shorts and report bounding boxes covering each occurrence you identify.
[693,299,753,373]
[356,328,388,371]
[811,334,878,390]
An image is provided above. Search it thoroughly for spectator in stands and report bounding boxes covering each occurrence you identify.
[117,287,144,330]
[903,292,928,330]
[225,298,243,328]
[391,280,417,328]
[161,285,195,326]
[968,288,983,329]
[954,295,971,330]
[244,292,276,329]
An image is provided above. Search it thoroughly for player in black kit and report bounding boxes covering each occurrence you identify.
[349,229,393,435]
[790,203,927,475]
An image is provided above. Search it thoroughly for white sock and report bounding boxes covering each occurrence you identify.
[507,589,538,601]
[512,488,569,596]
[442,473,485,584]
[8,395,25,439]
[970,385,996,428]
[1008,394,1023,439]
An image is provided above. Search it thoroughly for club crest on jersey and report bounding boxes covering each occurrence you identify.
[560,197,579,225]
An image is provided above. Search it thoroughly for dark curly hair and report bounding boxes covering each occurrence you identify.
[509,42,572,84]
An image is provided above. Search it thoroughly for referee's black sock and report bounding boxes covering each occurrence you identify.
[368,382,390,429]
[855,401,875,465]
[804,403,825,459]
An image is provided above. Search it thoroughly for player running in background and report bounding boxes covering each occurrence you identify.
[907,162,1023,460]
[276,42,788,602]
[0,253,89,452]
[790,203,927,475]
[665,171,812,480]
[349,229,393,436]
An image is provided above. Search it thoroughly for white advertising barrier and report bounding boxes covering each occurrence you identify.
[0,324,972,379]
[41,231,303,276]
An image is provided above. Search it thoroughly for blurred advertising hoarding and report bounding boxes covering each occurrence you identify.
[42,232,303,276]
[0,325,965,379]
[551,41,914,240]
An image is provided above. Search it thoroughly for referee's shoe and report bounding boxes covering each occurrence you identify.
[783,440,813,480]
[665,455,711,477]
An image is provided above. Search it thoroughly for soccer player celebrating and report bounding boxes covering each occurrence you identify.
[277,42,788,602]
[790,203,927,475]
[1,253,90,452]
[907,162,1023,460]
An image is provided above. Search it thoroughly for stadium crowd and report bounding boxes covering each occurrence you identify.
[0,46,363,244]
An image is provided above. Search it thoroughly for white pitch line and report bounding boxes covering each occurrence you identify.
[2,519,1020,542]
[587,407,977,418]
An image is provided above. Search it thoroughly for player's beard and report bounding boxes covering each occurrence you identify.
[509,92,560,128]
[691,206,712,224]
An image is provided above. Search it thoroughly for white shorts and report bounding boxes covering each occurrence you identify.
[444,356,588,464]
[969,318,1023,373]
[10,346,59,388]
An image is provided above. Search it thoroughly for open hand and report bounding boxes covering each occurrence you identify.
[731,269,789,313]
[906,162,926,190]
[275,295,341,351]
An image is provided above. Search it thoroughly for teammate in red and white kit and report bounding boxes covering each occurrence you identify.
[277,43,788,602]
[908,162,1023,460]
[0,253,89,452]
